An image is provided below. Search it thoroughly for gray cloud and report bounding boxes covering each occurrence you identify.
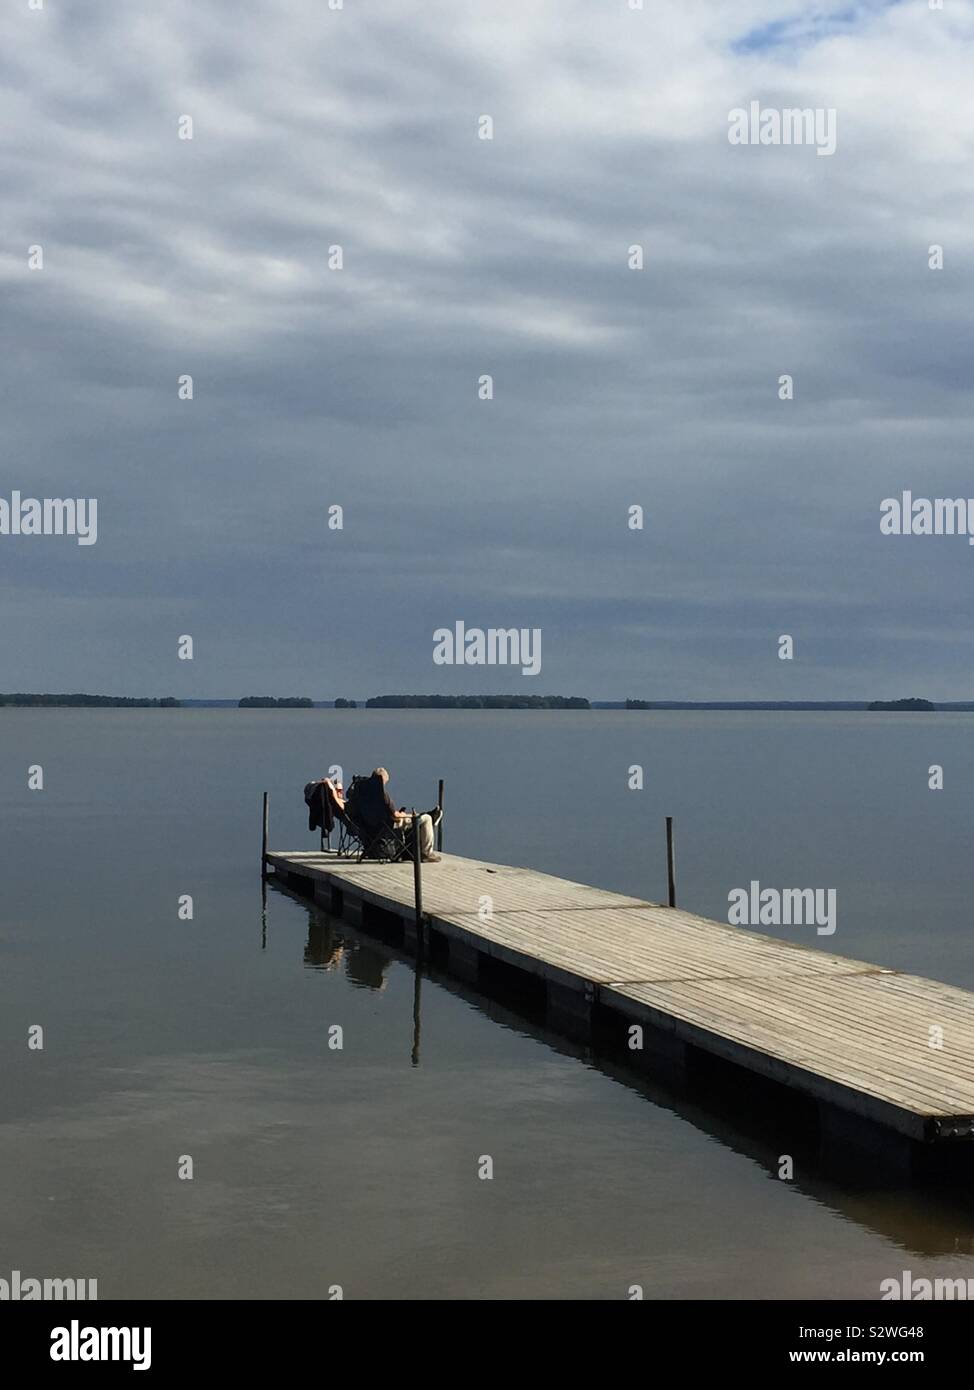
[1,0,973,699]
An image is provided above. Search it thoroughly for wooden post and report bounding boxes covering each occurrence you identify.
[412,809,424,954]
[436,778,444,853]
[665,815,676,907]
[261,792,269,882]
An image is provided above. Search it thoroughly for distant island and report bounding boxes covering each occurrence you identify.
[238,697,313,708]
[0,693,180,707]
[866,698,936,712]
[334,698,357,708]
[366,694,591,709]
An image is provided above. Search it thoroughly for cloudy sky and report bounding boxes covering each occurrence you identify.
[2,0,973,700]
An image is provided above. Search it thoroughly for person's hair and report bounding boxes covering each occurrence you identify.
[373,767,389,781]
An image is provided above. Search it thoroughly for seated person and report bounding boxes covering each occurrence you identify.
[373,767,442,862]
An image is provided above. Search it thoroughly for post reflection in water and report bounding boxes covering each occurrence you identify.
[412,963,422,1068]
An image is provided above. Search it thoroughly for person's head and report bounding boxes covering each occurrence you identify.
[373,767,389,783]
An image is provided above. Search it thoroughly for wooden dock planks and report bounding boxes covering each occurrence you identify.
[265,849,974,1145]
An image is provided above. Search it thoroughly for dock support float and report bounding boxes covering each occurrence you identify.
[817,1103,916,1180]
[547,980,595,1042]
[447,936,482,984]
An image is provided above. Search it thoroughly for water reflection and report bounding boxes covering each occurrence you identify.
[282,890,421,1062]
[412,960,422,1068]
[302,916,392,991]
[303,919,344,972]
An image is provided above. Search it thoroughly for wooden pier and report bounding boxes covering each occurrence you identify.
[265,848,974,1168]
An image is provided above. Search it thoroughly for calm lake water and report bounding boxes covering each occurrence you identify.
[3,708,974,1300]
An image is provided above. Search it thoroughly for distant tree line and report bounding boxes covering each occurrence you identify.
[0,693,181,707]
[238,697,313,708]
[334,698,357,708]
[867,698,935,711]
[365,695,590,709]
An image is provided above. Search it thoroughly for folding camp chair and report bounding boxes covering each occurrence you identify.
[328,784,364,857]
[304,778,359,856]
[344,773,411,862]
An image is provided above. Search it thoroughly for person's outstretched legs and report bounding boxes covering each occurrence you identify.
[417,812,439,861]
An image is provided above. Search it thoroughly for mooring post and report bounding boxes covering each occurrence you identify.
[412,809,425,954]
[665,815,676,907]
[261,792,269,882]
[436,778,444,853]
